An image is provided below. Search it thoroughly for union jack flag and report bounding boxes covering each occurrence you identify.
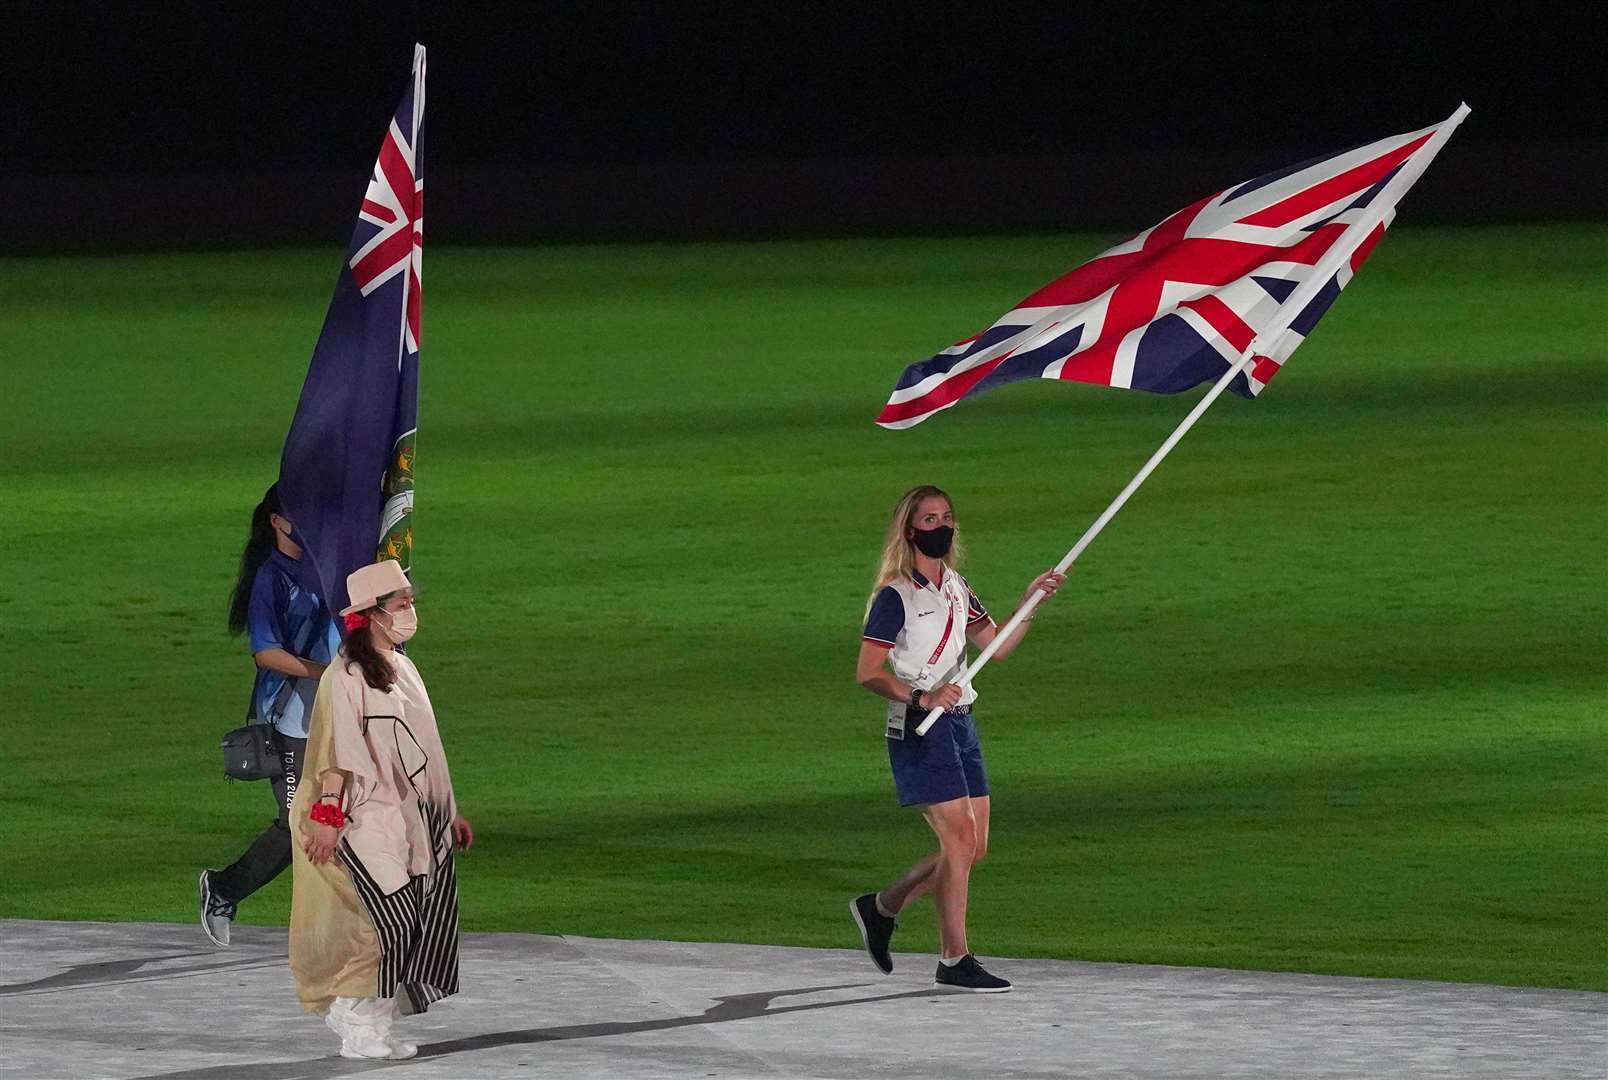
[279,45,425,616]
[352,47,425,357]
[876,111,1462,429]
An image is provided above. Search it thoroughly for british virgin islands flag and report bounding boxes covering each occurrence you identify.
[279,46,425,615]
[876,107,1467,429]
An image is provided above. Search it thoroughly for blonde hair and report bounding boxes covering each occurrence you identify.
[866,484,965,614]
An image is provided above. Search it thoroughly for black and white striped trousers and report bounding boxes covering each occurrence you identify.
[338,812,460,1013]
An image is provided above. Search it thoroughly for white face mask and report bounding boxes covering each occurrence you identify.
[378,606,418,643]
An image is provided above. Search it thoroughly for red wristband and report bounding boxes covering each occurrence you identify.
[310,802,346,829]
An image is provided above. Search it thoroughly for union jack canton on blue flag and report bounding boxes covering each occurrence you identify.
[876,114,1458,429]
[278,44,425,615]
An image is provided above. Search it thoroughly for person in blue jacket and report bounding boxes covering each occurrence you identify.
[199,483,340,946]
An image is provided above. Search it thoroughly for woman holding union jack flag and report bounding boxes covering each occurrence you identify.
[849,485,1064,992]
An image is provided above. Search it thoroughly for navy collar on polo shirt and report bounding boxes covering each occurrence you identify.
[910,567,948,591]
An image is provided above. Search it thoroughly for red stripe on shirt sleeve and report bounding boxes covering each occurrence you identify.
[862,636,895,648]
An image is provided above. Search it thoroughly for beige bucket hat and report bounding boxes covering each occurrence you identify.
[341,559,412,616]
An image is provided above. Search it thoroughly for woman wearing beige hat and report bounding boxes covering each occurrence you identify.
[288,559,472,1061]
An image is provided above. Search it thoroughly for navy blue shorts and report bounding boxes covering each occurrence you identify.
[887,709,990,807]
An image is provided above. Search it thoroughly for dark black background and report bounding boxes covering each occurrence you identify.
[4,2,1603,247]
[9,2,1603,172]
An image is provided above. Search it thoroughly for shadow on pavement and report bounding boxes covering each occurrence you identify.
[1,952,285,996]
[126,981,962,1079]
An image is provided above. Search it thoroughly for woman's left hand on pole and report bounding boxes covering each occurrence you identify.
[1025,569,1068,605]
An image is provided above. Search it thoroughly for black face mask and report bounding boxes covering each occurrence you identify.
[909,525,954,558]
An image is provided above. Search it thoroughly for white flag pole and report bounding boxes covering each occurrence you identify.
[914,103,1470,736]
[912,356,1246,734]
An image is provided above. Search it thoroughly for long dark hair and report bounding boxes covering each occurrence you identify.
[342,609,397,692]
[228,483,282,636]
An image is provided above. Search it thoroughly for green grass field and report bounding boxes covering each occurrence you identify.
[4,225,1605,990]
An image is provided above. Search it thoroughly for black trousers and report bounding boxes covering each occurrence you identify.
[213,734,306,904]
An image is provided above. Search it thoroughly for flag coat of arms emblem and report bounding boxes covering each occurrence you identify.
[279,45,426,615]
[876,111,1463,429]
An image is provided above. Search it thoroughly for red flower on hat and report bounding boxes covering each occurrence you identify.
[344,613,371,632]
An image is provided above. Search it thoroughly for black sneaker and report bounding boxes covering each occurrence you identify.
[199,870,236,948]
[849,893,896,975]
[934,954,1012,993]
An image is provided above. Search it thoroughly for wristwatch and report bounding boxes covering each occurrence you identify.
[909,688,924,709]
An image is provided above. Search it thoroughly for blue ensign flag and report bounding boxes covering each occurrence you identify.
[278,45,425,615]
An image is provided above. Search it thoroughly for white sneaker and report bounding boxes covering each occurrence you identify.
[338,1030,398,1060]
[326,1002,414,1059]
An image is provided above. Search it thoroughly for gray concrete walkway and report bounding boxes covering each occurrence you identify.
[1,920,1601,1079]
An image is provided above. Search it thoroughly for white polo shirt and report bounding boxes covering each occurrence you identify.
[863,567,991,706]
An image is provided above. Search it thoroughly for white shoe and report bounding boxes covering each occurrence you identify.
[338,1031,397,1060]
[326,1007,414,1059]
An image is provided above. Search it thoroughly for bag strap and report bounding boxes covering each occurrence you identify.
[925,604,957,666]
[923,582,966,667]
[246,668,301,726]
